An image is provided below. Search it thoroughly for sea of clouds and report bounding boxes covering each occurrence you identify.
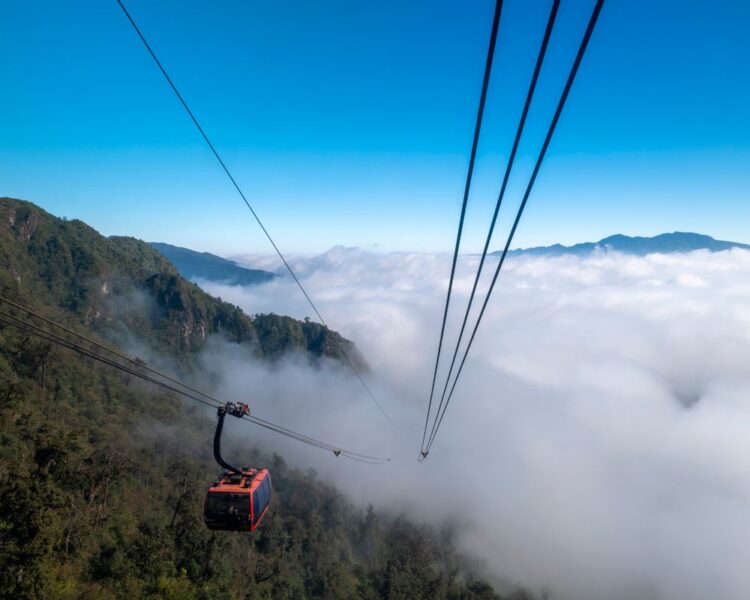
[196,247,750,600]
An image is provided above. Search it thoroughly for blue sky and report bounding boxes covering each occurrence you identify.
[1,0,748,254]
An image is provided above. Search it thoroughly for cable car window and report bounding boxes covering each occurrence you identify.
[252,490,261,524]
[206,493,250,523]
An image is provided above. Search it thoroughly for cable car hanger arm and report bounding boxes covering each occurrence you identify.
[213,403,249,474]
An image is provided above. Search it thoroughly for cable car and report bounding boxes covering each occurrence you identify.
[204,467,271,532]
[204,402,272,532]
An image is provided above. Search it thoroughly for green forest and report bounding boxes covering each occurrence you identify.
[0,198,526,599]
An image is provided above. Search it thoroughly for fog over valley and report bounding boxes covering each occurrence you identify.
[196,247,750,600]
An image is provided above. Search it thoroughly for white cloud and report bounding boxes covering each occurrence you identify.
[198,247,750,600]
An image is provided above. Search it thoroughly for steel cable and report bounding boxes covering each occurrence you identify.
[114,0,395,429]
[0,302,390,463]
[420,0,504,456]
[425,0,561,455]
[425,0,606,455]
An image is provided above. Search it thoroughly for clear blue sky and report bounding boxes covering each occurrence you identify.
[1,0,748,254]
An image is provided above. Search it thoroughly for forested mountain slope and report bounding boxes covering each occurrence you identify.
[0,198,364,369]
[0,198,518,599]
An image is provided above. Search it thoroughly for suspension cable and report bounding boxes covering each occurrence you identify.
[425,0,606,456]
[0,294,218,406]
[420,0,504,457]
[425,0,561,455]
[0,299,390,464]
[114,0,395,429]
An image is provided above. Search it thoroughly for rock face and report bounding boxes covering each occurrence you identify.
[0,197,366,369]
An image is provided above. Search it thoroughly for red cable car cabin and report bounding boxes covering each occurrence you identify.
[204,403,272,532]
[204,467,271,532]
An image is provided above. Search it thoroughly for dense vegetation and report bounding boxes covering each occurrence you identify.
[0,198,522,599]
[0,198,365,369]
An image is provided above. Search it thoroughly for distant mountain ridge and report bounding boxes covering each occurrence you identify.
[149,241,274,286]
[499,232,750,257]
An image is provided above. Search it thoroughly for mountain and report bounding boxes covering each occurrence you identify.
[0,197,513,599]
[149,242,275,287]
[499,232,750,257]
[0,198,363,369]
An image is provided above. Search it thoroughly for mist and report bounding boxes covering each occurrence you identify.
[195,247,750,600]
